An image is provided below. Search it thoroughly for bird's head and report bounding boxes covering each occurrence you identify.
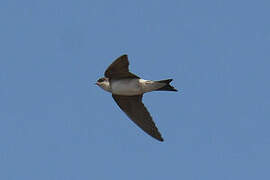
[95,77,111,92]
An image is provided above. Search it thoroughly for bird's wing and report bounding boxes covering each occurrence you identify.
[112,94,164,141]
[104,54,140,79]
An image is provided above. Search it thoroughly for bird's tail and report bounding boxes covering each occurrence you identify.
[155,79,178,92]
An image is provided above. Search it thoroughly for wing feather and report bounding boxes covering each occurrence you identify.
[104,55,140,79]
[112,94,164,141]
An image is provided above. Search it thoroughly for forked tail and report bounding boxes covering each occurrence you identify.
[155,79,178,91]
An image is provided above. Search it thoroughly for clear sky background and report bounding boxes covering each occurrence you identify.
[1,0,270,179]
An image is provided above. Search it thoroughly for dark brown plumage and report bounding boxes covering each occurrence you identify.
[104,55,140,79]
[105,55,164,141]
[112,94,163,141]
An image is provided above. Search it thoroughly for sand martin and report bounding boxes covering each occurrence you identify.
[96,54,177,141]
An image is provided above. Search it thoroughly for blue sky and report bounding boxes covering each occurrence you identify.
[1,0,270,179]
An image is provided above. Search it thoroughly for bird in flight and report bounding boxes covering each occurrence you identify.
[96,54,177,141]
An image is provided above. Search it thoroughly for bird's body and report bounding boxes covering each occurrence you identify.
[99,78,169,96]
[96,54,177,141]
[111,78,142,95]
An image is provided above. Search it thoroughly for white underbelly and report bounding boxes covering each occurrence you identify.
[111,79,142,96]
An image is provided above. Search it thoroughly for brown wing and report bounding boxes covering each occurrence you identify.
[104,55,140,79]
[112,94,164,142]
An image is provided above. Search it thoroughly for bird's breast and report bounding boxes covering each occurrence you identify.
[111,79,142,95]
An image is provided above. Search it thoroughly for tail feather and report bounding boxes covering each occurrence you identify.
[157,79,173,84]
[155,79,177,92]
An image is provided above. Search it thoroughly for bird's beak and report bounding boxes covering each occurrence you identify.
[94,82,98,85]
